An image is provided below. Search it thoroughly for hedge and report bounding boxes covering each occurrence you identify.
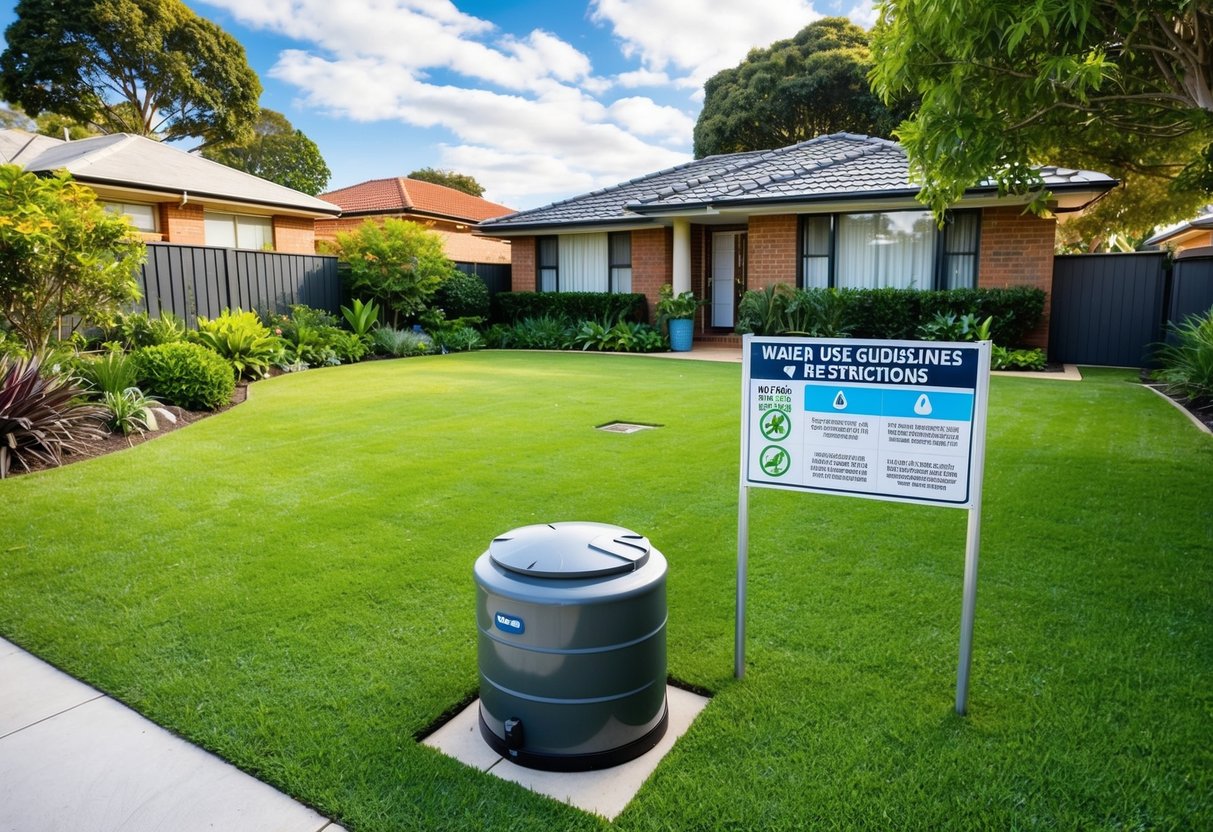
[491,292,647,325]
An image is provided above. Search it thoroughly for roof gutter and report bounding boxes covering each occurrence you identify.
[64,174,342,218]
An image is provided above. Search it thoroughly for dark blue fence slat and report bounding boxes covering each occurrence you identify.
[1169,254,1213,330]
[1050,253,1168,367]
[137,243,340,326]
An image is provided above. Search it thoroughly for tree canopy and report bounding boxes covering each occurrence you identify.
[202,109,331,195]
[693,17,912,159]
[407,167,485,197]
[0,0,261,147]
[334,219,453,328]
[870,0,1213,236]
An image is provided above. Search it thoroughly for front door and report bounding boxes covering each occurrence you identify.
[711,231,746,328]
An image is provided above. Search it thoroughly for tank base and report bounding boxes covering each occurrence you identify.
[478,700,669,772]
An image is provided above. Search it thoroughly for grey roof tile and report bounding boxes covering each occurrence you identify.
[480,134,1114,231]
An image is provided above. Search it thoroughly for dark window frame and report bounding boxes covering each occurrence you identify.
[608,231,632,294]
[536,235,559,292]
[797,209,981,291]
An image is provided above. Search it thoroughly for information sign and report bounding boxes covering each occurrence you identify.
[743,337,988,508]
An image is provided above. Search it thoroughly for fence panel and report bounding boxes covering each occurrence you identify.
[1049,253,1169,366]
[1169,252,1213,330]
[454,261,511,297]
[138,243,340,326]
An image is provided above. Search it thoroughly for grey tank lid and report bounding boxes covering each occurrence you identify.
[489,521,651,579]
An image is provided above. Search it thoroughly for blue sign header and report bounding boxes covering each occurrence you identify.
[749,339,979,389]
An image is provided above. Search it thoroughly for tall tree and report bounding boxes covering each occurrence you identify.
[693,17,912,159]
[0,103,34,130]
[0,0,261,147]
[408,167,485,197]
[870,0,1213,232]
[202,109,331,195]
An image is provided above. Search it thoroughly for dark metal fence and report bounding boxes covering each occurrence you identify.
[454,261,511,297]
[138,244,342,325]
[1049,253,1166,366]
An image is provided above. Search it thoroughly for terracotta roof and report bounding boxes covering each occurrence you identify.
[432,229,511,264]
[320,177,514,223]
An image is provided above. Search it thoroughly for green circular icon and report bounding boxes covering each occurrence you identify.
[759,409,791,441]
[759,445,791,477]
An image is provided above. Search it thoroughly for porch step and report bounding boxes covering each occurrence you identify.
[693,333,742,347]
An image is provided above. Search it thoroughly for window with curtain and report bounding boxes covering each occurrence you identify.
[558,233,608,291]
[941,210,979,289]
[204,211,273,250]
[836,211,936,289]
[537,236,558,291]
[609,232,632,293]
[101,201,157,233]
[801,216,831,289]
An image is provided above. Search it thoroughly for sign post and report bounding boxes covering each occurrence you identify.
[738,336,991,713]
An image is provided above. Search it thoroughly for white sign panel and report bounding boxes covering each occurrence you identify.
[743,337,990,508]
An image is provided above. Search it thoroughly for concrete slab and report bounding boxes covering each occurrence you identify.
[0,695,331,832]
[0,644,102,739]
[423,685,710,820]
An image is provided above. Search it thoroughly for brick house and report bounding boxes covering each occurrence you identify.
[316,177,514,266]
[478,134,1116,348]
[0,129,340,254]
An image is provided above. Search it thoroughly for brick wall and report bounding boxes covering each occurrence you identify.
[632,228,672,322]
[273,216,317,254]
[158,203,205,247]
[746,215,798,291]
[511,237,536,291]
[977,207,1057,347]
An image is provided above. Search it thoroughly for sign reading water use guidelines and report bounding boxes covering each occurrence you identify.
[743,336,990,508]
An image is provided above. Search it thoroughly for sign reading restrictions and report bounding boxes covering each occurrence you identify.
[743,336,991,508]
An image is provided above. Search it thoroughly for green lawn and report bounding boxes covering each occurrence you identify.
[1,353,1210,830]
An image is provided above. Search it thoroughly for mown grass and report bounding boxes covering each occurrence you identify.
[1,355,1209,830]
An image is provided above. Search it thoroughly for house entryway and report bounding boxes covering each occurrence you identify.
[710,231,746,329]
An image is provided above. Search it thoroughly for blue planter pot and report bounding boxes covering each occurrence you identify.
[668,318,693,352]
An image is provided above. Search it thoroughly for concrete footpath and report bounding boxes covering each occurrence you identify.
[0,637,345,832]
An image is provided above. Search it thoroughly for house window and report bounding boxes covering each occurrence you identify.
[537,236,559,291]
[204,211,273,250]
[799,209,979,291]
[801,216,831,289]
[536,232,633,293]
[101,201,157,233]
[609,232,632,293]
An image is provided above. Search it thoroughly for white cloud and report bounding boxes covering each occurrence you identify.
[846,1,879,29]
[614,68,672,89]
[608,97,696,144]
[590,0,821,91]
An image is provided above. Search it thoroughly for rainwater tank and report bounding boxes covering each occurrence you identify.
[474,521,668,771]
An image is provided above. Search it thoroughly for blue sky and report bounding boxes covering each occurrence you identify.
[0,1,878,209]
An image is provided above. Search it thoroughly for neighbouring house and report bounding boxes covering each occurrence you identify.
[316,177,515,267]
[0,128,341,254]
[1145,206,1213,254]
[478,133,1116,348]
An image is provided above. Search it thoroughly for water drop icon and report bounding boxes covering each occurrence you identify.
[833,391,847,410]
[914,394,933,415]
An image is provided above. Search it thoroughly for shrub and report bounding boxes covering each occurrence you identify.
[334,219,452,326]
[736,286,854,337]
[0,354,106,477]
[103,387,177,435]
[109,311,188,350]
[992,346,1047,371]
[433,325,485,352]
[77,349,140,396]
[491,292,646,325]
[1154,309,1213,407]
[916,312,992,342]
[133,342,235,410]
[433,270,490,321]
[341,298,381,344]
[193,309,282,379]
[372,326,433,357]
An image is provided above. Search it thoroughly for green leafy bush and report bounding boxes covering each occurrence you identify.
[335,219,452,327]
[433,270,490,320]
[103,387,177,435]
[193,309,282,379]
[133,342,235,410]
[992,346,1047,370]
[433,325,485,352]
[736,286,1044,345]
[0,354,106,477]
[109,311,188,350]
[916,312,992,342]
[372,326,433,357]
[341,298,381,344]
[1154,309,1213,406]
[492,292,646,325]
[77,349,140,396]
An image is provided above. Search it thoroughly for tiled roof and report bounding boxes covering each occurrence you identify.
[320,177,514,222]
[0,129,65,165]
[480,134,1116,231]
[1145,205,1213,246]
[7,130,340,216]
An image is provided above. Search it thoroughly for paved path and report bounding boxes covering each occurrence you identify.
[0,637,345,832]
